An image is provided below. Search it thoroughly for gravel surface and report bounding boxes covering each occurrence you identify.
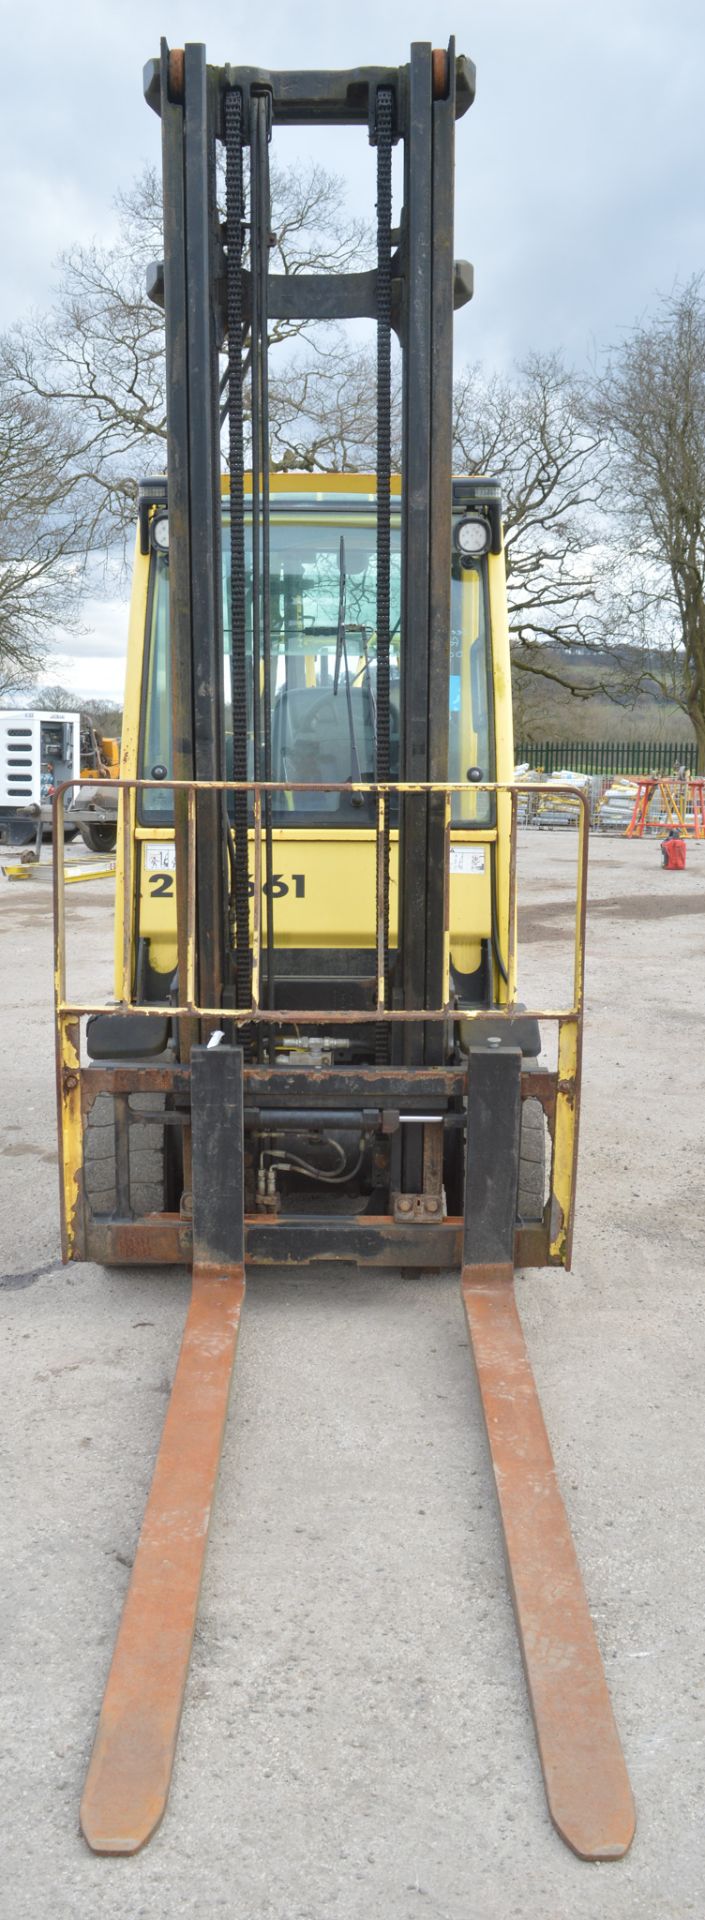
[1,832,704,1918]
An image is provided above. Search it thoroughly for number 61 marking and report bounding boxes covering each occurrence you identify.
[248,873,305,899]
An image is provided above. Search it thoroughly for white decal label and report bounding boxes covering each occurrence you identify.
[144,842,176,872]
[449,846,486,875]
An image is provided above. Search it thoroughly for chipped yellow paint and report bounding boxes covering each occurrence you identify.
[57,1014,82,1261]
[551,791,588,1266]
[442,791,452,1005]
[114,526,150,997]
[551,1019,579,1262]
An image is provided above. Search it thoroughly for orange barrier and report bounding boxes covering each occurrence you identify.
[625,776,705,839]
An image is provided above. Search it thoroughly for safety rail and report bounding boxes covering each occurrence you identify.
[53,777,588,1270]
[53,776,588,1025]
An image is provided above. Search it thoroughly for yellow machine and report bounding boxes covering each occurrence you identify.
[80,726,120,780]
[118,472,516,1021]
[53,37,634,1864]
[69,725,121,853]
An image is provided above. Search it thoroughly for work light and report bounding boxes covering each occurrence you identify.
[151,512,170,553]
[454,514,490,560]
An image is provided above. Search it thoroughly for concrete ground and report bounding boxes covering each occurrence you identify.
[1,831,704,1919]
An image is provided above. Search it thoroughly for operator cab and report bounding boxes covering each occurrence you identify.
[139,473,497,827]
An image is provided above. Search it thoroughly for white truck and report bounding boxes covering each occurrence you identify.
[0,708,118,850]
[0,708,79,846]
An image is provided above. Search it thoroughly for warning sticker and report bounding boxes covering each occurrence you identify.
[449,846,486,875]
[144,842,176,872]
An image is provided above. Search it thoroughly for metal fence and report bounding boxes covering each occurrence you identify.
[515,739,698,777]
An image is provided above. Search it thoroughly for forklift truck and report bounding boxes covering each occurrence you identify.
[53,39,635,1859]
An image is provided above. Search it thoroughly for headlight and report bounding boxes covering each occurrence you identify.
[454,514,490,560]
[151,512,170,553]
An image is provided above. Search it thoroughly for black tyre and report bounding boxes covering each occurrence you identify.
[80,822,117,855]
[518,1067,547,1222]
[83,1091,166,1222]
[442,1065,547,1225]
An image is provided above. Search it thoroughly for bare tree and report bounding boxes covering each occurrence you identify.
[9,157,654,748]
[0,383,86,695]
[30,682,123,735]
[452,353,617,704]
[0,156,614,727]
[81,696,123,736]
[269,340,401,472]
[267,344,613,713]
[29,682,82,711]
[590,278,705,768]
[1,160,373,554]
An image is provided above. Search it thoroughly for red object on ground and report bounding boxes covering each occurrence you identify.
[662,837,686,869]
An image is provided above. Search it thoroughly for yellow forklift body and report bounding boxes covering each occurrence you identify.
[115,475,516,999]
[52,40,634,1863]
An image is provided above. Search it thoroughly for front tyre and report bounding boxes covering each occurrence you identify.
[83,1091,166,1226]
[517,1064,547,1222]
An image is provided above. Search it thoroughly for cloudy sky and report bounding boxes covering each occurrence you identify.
[3,0,704,699]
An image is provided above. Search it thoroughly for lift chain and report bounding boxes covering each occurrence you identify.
[225,88,252,1024]
[375,86,393,1064]
[249,93,276,1060]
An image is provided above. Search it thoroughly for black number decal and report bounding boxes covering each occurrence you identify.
[245,872,306,898]
[149,867,303,902]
